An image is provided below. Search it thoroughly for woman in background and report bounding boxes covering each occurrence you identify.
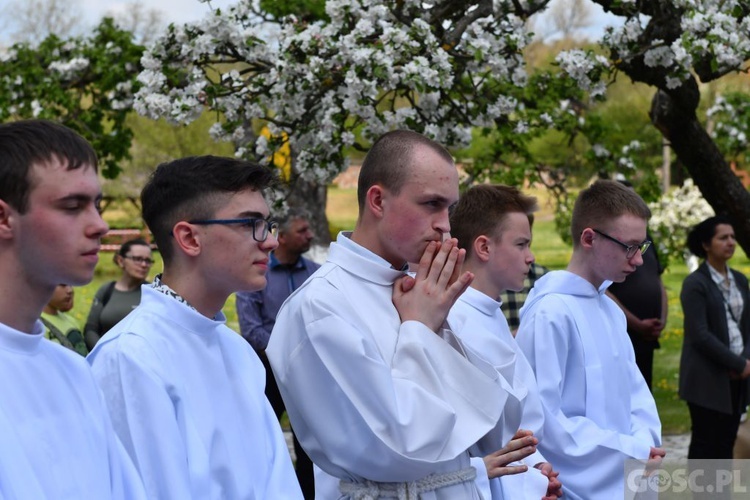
[680,215,750,459]
[84,238,153,350]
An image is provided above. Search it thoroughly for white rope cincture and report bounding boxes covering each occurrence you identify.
[338,466,477,499]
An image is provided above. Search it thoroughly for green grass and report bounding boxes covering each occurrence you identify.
[326,185,358,239]
[76,186,739,436]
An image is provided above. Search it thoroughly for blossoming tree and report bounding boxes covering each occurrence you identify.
[132,0,750,246]
[0,18,143,178]
[603,0,750,252]
[648,179,715,267]
[2,1,749,249]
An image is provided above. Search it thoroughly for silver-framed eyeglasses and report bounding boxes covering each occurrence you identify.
[592,229,651,259]
[188,217,279,242]
[123,255,154,266]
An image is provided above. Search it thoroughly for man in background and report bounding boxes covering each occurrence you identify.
[237,208,319,498]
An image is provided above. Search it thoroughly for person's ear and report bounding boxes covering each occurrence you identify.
[0,200,14,240]
[580,228,595,249]
[171,221,202,257]
[365,185,387,219]
[473,235,491,262]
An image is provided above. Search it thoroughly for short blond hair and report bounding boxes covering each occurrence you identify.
[571,179,651,247]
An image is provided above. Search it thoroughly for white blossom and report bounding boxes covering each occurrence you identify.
[592,143,610,158]
[649,179,715,264]
[30,100,42,117]
[48,57,90,78]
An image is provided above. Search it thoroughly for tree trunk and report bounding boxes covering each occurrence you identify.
[650,87,750,254]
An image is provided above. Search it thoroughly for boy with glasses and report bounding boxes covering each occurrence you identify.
[0,119,145,498]
[88,156,303,499]
[516,179,664,500]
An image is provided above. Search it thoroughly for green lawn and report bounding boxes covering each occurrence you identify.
[72,186,743,436]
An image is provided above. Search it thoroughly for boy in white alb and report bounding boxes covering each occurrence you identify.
[516,179,665,500]
[268,130,538,499]
[88,156,303,499]
[0,120,145,499]
[448,184,562,500]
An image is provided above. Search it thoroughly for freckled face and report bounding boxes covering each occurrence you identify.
[378,145,459,268]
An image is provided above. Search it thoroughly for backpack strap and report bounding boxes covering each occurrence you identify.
[100,281,116,307]
[39,316,75,350]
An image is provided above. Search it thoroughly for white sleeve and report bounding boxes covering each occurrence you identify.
[269,293,507,483]
[516,303,655,497]
[90,336,195,500]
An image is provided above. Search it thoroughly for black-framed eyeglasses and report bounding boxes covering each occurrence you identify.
[123,255,154,266]
[187,218,279,242]
[592,229,651,259]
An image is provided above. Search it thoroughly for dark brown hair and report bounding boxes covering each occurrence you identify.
[0,120,98,213]
[141,156,276,263]
[450,184,538,257]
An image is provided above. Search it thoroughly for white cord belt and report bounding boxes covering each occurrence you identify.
[338,466,477,499]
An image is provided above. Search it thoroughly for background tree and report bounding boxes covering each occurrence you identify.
[103,114,235,224]
[2,0,749,253]
[532,0,594,41]
[0,18,144,179]
[135,0,574,242]
[708,91,750,169]
[591,0,750,253]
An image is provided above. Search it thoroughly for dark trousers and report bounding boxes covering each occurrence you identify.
[687,399,742,459]
[630,336,655,391]
[260,352,315,499]
[687,399,743,500]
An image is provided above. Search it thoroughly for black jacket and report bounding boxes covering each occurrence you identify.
[679,262,750,414]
